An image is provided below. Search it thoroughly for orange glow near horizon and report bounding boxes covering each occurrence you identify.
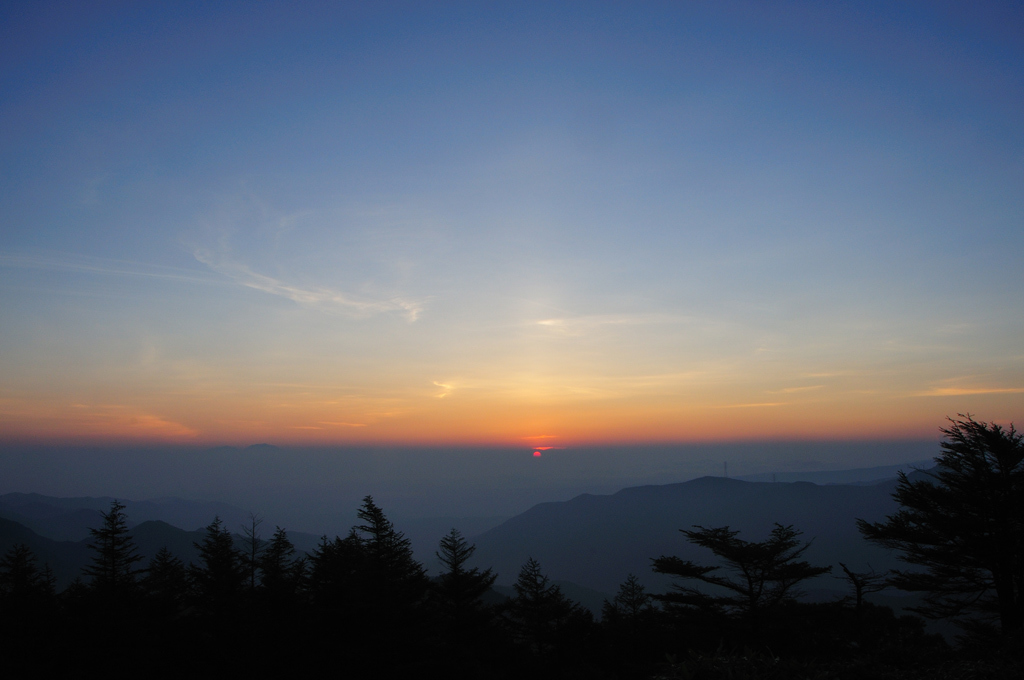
[2,4,1023,459]
[2,382,1021,447]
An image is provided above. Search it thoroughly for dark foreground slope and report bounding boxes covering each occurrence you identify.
[470,476,903,593]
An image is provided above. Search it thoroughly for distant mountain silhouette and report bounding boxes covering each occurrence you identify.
[0,517,208,587]
[0,513,321,590]
[204,443,282,454]
[244,443,281,453]
[737,460,933,485]
[0,492,255,539]
[470,476,911,595]
[0,516,89,587]
[0,502,104,541]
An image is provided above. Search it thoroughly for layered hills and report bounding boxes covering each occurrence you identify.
[1,466,923,600]
[0,492,254,541]
[469,474,919,595]
[0,493,321,588]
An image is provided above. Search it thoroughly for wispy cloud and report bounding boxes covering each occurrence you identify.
[192,248,425,321]
[916,386,1024,397]
[535,313,689,335]
[770,385,825,394]
[719,402,786,409]
[433,381,455,398]
[28,404,201,439]
[0,251,222,285]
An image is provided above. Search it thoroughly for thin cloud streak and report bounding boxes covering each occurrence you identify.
[917,387,1024,397]
[192,248,425,321]
[0,251,223,286]
[772,385,825,394]
[535,313,699,336]
[719,402,786,409]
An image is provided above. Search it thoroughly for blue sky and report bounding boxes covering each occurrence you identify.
[1,1,1022,445]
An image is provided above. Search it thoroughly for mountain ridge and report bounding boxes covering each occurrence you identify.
[469,474,908,594]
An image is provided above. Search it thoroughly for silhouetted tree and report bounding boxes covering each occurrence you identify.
[355,495,429,613]
[189,516,245,615]
[435,528,498,626]
[0,544,55,612]
[603,573,655,622]
[258,526,304,604]
[239,512,265,593]
[431,529,502,671]
[83,500,142,601]
[306,530,366,613]
[859,415,1024,636]
[602,573,663,676]
[837,562,887,646]
[0,544,57,669]
[141,547,188,616]
[653,523,831,640]
[506,557,591,659]
[321,497,431,671]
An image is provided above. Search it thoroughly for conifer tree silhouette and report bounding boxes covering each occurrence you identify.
[435,528,498,631]
[0,544,56,611]
[259,526,304,604]
[306,530,366,611]
[859,415,1024,636]
[507,557,589,657]
[83,500,142,602]
[189,516,245,615]
[653,523,830,640]
[602,574,661,675]
[602,573,655,622]
[355,495,428,608]
[239,512,265,593]
[141,547,187,616]
[0,544,57,662]
[349,497,431,669]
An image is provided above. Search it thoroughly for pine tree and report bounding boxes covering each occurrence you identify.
[353,496,431,663]
[435,528,498,630]
[602,573,654,622]
[355,495,429,606]
[602,574,662,675]
[0,544,55,608]
[306,529,366,613]
[259,526,304,604]
[189,516,245,615]
[507,557,589,657]
[142,547,188,615]
[859,415,1024,635]
[653,523,831,640]
[0,544,57,642]
[83,500,142,601]
[239,512,265,593]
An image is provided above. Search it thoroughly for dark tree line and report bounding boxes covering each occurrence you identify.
[1,416,1022,678]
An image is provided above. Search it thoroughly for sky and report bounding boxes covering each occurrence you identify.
[2,1,1023,449]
